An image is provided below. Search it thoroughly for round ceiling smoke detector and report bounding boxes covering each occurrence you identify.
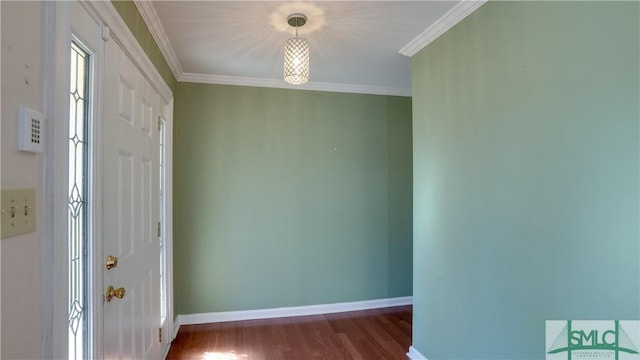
[287,14,307,28]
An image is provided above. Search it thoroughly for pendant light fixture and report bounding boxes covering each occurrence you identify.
[284,14,310,85]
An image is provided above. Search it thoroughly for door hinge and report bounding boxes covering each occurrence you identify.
[159,327,162,343]
[158,222,161,237]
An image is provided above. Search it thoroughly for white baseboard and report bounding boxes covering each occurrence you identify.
[407,345,428,360]
[172,320,180,342]
[162,343,171,360]
[176,296,412,328]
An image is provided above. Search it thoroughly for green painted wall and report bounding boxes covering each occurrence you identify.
[112,0,177,92]
[174,83,412,314]
[387,96,414,297]
[411,1,639,358]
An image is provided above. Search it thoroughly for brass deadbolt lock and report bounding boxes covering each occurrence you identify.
[106,255,118,270]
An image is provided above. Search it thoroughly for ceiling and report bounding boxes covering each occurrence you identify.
[140,1,485,96]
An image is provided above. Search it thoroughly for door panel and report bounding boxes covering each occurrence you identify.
[102,35,161,360]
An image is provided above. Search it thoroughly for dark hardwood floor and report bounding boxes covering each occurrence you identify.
[166,305,412,360]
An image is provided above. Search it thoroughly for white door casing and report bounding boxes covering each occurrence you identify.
[46,2,174,358]
[49,2,105,358]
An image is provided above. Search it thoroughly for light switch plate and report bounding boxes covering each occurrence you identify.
[1,188,37,239]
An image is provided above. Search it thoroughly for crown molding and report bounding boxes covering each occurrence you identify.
[133,0,182,79]
[399,0,487,57]
[180,73,412,97]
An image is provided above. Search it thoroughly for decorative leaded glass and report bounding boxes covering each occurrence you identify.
[68,41,89,360]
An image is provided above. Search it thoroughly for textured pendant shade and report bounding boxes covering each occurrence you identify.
[284,14,309,85]
[284,38,310,85]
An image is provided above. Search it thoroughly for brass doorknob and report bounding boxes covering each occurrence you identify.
[106,255,118,270]
[106,286,125,302]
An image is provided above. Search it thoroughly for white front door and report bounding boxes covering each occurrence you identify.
[50,2,172,358]
[101,34,162,359]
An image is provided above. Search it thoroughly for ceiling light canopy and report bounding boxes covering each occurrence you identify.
[284,14,310,85]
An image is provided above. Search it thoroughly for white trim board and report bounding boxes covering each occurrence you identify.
[399,0,487,57]
[44,1,175,357]
[133,0,182,79]
[180,73,411,97]
[132,0,486,95]
[176,296,412,327]
[407,346,429,360]
[86,1,173,103]
[126,1,479,96]
[130,1,412,96]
